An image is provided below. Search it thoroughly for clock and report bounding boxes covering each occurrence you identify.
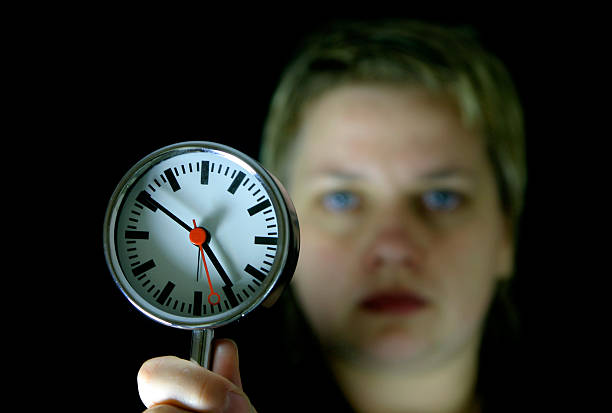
[103,141,299,367]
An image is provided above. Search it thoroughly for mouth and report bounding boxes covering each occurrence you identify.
[360,290,428,315]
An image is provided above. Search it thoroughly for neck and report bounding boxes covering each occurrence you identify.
[328,337,482,413]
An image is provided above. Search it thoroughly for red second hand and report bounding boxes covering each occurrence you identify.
[190,220,221,305]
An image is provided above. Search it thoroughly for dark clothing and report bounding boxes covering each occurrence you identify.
[219,289,353,412]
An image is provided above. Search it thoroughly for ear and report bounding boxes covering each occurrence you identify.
[495,216,515,281]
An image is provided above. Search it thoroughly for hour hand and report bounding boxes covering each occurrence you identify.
[202,243,233,287]
[136,190,191,232]
[203,243,240,308]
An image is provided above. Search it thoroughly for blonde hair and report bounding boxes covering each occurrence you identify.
[260,19,526,236]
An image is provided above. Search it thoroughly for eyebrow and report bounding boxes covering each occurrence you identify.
[311,166,476,181]
[417,167,476,180]
[312,170,363,180]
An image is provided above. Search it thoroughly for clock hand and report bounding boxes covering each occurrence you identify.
[190,220,221,306]
[203,241,240,309]
[202,243,234,287]
[136,190,191,232]
[191,219,240,308]
[196,248,201,282]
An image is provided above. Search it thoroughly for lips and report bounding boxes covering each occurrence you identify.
[360,291,428,314]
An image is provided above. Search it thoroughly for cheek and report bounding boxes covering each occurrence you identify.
[429,220,504,328]
[292,225,356,334]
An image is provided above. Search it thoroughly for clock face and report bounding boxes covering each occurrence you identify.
[104,142,299,329]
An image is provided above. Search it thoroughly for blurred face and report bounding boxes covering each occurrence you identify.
[287,84,513,369]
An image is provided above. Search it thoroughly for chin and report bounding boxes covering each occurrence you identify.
[328,326,433,369]
[363,328,430,363]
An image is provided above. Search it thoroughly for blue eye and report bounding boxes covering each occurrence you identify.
[322,191,360,212]
[422,190,462,211]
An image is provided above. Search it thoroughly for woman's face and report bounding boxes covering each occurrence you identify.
[287,84,513,369]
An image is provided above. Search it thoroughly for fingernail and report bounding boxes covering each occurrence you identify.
[224,391,250,413]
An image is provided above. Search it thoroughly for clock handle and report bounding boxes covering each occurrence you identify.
[190,328,214,369]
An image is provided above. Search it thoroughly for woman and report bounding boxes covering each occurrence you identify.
[137,19,526,413]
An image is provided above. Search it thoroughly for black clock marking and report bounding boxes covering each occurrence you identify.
[193,291,203,316]
[254,236,278,245]
[132,259,156,277]
[248,199,271,216]
[157,281,175,305]
[136,191,158,212]
[125,230,149,240]
[228,171,245,194]
[164,168,181,192]
[244,264,266,282]
[201,161,209,184]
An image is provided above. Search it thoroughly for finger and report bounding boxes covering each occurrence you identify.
[212,339,242,389]
[137,355,251,412]
[144,405,193,413]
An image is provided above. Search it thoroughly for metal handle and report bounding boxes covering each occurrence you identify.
[191,329,214,368]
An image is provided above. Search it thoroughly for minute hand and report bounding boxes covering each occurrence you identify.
[136,190,192,232]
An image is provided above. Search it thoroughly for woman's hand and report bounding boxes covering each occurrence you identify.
[137,339,256,412]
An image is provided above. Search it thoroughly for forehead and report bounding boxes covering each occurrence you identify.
[293,84,486,179]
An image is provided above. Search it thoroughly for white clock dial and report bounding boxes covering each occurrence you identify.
[104,142,299,329]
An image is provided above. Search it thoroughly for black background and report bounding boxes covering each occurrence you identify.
[19,6,593,411]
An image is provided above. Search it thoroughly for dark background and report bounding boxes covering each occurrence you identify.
[24,7,590,411]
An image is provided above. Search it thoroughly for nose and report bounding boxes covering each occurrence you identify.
[361,208,427,271]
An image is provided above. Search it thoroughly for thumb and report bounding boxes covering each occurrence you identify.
[212,339,243,389]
